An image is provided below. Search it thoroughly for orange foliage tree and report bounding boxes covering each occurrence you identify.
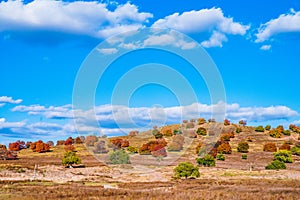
[30,140,50,153]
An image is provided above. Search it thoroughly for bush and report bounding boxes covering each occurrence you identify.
[255,126,265,132]
[265,160,286,170]
[196,127,207,136]
[274,150,293,163]
[46,141,54,146]
[8,142,20,151]
[127,146,138,154]
[93,141,108,154]
[62,151,81,167]
[173,129,182,135]
[30,140,50,153]
[109,149,130,164]
[208,148,218,158]
[265,125,271,131]
[224,119,230,126]
[0,149,18,160]
[174,162,200,179]
[139,139,167,155]
[236,127,242,133]
[279,143,291,150]
[85,135,98,146]
[220,134,231,141]
[186,122,195,129]
[152,129,163,139]
[195,142,203,154]
[217,142,232,154]
[139,143,151,155]
[75,136,84,144]
[282,130,291,136]
[291,146,300,156]
[242,154,247,160]
[269,129,281,138]
[196,155,216,167]
[151,146,167,157]
[56,140,65,146]
[197,118,206,125]
[216,154,225,161]
[239,120,247,126]
[276,125,284,134]
[64,145,75,152]
[237,141,249,153]
[64,137,74,145]
[128,130,139,137]
[263,142,277,152]
[162,128,173,137]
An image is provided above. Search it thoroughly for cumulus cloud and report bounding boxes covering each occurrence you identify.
[0,0,153,38]
[12,104,73,119]
[0,96,23,104]
[152,7,249,47]
[260,45,271,51]
[256,8,300,42]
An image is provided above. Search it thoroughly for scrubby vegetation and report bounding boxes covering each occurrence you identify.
[265,160,286,170]
[62,151,81,167]
[237,141,249,153]
[196,155,216,167]
[109,149,130,164]
[174,162,200,179]
[263,142,277,152]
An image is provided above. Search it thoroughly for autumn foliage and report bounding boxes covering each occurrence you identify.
[217,142,232,154]
[139,139,167,156]
[30,140,50,153]
[263,142,277,152]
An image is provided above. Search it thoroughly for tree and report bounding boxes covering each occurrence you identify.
[46,141,54,146]
[64,137,73,145]
[265,125,271,131]
[239,120,247,126]
[224,119,230,126]
[255,126,265,132]
[75,136,85,144]
[197,118,206,125]
[196,155,216,167]
[62,151,81,167]
[217,142,232,154]
[174,162,200,179]
[109,149,130,164]
[237,141,249,153]
[263,142,277,152]
[152,129,163,139]
[56,140,65,146]
[85,135,98,146]
[269,129,281,138]
[274,150,293,163]
[30,140,50,153]
[196,127,207,136]
[265,160,286,170]
[93,141,108,154]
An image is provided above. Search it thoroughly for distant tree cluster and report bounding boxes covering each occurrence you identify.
[139,138,167,157]
[30,140,50,153]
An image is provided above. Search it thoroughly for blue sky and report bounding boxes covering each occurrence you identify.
[1,0,300,144]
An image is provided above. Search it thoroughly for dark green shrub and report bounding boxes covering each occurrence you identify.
[255,126,265,132]
[242,154,247,160]
[152,129,163,139]
[237,141,249,153]
[109,149,130,164]
[282,130,291,136]
[265,160,286,170]
[196,127,207,136]
[291,146,300,156]
[216,154,225,161]
[196,155,216,167]
[274,150,293,163]
[265,125,271,131]
[62,151,81,167]
[174,162,200,179]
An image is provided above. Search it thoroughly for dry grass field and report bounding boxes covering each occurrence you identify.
[1,123,300,199]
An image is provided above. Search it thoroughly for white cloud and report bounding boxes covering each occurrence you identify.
[97,48,118,54]
[260,45,271,51]
[292,120,300,125]
[0,103,4,108]
[0,0,153,38]
[0,96,23,104]
[256,8,300,42]
[152,7,249,47]
[201,31,228,48]
[12,104,73,119]
[143,31,197,50]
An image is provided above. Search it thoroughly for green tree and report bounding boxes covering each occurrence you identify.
[174,162,200,179]
[265,125,271,131]
[274,150,293,163]
[62,151,81,167]
[109,149,130,164]
[196,155,216,167]
[255,126,265,132]
[265,160,286,170]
